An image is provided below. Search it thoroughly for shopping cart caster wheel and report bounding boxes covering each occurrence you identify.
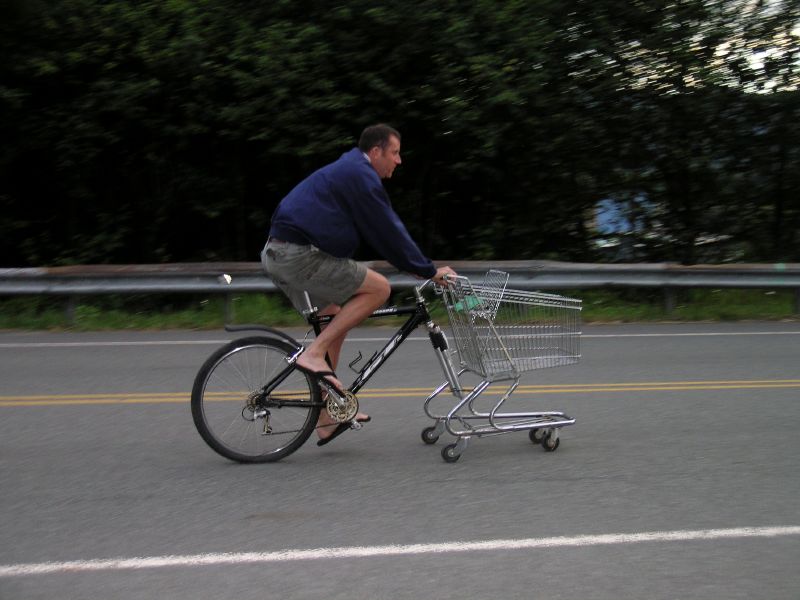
[441,444,461,463]
[529,428,546,444]
[421,426,440,445]
[541,432,560,452]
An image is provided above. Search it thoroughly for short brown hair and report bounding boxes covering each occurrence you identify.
[358,124,401,152]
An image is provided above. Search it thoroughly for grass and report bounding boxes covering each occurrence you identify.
[0,288,796,331]
[579,288,799,322]
[0,293,305,331]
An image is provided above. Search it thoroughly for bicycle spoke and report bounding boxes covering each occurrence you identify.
[191,337,320,463]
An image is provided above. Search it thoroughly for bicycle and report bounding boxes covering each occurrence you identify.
[191,271,582,463]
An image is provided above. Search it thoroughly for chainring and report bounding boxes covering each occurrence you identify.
[326,390,359,423]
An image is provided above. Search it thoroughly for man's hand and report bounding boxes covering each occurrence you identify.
[432,266,458,285]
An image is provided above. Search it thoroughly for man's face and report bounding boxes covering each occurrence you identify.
[368,135,402,179]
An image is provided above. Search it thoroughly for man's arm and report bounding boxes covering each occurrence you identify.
[348,179,438,278]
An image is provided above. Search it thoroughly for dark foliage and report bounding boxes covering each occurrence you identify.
[1,0,798,266]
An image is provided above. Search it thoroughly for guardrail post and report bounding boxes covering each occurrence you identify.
[65,296,77,326]
[663,287,676,316]
[224,293,234,323]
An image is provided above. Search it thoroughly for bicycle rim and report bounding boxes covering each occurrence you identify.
[192,337,320,462]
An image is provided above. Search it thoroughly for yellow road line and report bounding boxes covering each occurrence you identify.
[0,397,189,407]
[1,379,799,407]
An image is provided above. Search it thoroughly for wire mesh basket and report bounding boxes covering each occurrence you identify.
[440,271,582,380]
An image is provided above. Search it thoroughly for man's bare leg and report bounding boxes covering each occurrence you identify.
[295,269,390,438]
[311,306,353,439]
[296,269,390,378]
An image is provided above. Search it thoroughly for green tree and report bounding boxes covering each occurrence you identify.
[1,0,797,266]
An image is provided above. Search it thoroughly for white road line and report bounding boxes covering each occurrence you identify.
[1,526,798,577]
[0,330,799,348]
[583,331,800,338]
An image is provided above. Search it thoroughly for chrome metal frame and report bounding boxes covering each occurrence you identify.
[422,271,582,459]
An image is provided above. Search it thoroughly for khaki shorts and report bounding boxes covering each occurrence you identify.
[261,240,367,314]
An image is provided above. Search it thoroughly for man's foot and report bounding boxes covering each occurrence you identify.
[295,354,345,392]
[316,410,371,443]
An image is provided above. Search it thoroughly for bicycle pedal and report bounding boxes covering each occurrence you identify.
[349,420,363,431]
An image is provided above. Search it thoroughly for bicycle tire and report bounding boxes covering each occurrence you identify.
[191,336,321,463]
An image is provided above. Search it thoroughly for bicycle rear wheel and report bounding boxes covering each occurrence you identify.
[191,336,321,463]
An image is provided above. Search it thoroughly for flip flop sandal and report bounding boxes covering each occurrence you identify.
[316,415,372,447]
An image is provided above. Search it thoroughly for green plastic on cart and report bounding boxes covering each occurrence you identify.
[453,295,482,312]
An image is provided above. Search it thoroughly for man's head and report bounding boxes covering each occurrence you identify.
[359,124,402,179]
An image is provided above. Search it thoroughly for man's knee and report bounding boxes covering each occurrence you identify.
[319,304,342,318]
[361,269,391,303]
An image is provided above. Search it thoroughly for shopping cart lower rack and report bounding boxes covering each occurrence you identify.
[422,270,582,462]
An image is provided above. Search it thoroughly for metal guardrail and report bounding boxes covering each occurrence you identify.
[1,260,799,315]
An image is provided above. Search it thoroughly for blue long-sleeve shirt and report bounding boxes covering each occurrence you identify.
[269,148,437,278]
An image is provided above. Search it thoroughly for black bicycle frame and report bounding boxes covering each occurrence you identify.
[257,289,449,408]
[309,299,434,395]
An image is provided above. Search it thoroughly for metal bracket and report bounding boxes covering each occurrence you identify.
[348,351,364,373]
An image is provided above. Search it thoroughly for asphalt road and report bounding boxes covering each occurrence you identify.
[1,322,799,599]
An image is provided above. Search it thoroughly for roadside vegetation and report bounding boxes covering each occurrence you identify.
[2,1,798,270]
[0,289,796,331]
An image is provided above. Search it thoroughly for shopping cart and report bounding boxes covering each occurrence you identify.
[421,270,582,462]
